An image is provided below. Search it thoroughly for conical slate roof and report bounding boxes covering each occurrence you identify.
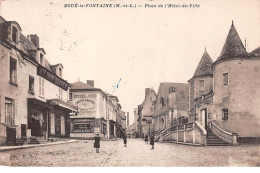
[216,21,249,62]
[192,49,213,78]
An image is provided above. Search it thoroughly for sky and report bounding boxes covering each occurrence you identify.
[1,0,260,125]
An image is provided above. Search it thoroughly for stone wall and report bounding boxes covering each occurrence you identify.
[213,58,260,137]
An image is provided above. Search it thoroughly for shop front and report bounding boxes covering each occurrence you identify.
[70,118,95,138]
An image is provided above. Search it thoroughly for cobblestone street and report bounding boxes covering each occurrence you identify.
[0,139,259,167]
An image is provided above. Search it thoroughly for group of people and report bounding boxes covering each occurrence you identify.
[93,132,155,153]
[145,134,155,149]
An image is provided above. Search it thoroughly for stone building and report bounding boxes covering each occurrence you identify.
[0,16,76,145]
[137,88,156,137]
[126,123,136,138]
[211,22,260,141]
[188,49,214,129]
[69,80,123,139]
[187,21,260,143]
[152,83,189,132]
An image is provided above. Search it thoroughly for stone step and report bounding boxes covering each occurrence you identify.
[206,143,230,146]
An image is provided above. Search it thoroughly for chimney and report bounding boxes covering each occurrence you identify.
[87,80,94,87]
[145,88,150,97]
[28,34,40,48]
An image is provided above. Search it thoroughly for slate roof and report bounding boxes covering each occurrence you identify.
[70,81,95,90]
[192,49,213,79]
[251,46,260,56]
[154,82,189,116]
[216,21,249,62]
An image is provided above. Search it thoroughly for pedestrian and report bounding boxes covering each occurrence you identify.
[94,132,100,153]
[145,134,148,144]
[123,134,127,147]
[150,134,155,149]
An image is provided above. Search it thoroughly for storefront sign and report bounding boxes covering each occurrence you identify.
[37,65,69,91]
[73,94,97,117]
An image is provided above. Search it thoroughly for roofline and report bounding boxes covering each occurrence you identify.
[70,88,107,97]
[212,56,260,67]
[187,74,213,83]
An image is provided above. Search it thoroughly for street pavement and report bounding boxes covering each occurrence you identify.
[0,138,259,167]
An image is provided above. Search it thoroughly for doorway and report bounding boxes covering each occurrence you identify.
[201,109,208,129]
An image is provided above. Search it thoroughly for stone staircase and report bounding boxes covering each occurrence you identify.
[206,129,230,146]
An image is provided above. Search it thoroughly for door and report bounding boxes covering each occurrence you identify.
[201,109,208,129]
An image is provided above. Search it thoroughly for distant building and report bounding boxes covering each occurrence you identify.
[137,88,156,137]
[126,123,136,138]
[69,80,124,139]
[152,83,189,132]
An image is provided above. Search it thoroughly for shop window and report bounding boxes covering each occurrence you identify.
[199,80,204,87]
[73,123,94,133]
[5,98,15,125]
[12,26,18,43]
[39,77,45,97]
[223,73,228,86]
[29,76,34,94]
[222,109,228,120]
[10,57,17,85]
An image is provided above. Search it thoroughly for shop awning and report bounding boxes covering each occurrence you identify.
[48,99,78,112]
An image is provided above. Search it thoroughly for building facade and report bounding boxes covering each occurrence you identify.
[152,83,189,132]
[137,88,156,137]
[188,49,214,129]
[69,80,122,139]
[188,22,260,142]
[0,16,76,145]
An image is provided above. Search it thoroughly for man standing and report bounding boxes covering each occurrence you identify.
[123,134,127,147]
[150,134,155,149]
[145,134,148,144]
[94,133,100,153]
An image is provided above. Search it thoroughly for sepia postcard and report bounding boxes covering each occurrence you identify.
[0,0,259,167]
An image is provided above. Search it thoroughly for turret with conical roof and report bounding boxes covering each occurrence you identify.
[192,48,213,80]
[215,21,249,63]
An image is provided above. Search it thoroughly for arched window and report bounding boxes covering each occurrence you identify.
[12,26,18,43]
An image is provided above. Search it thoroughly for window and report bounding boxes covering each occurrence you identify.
[40,54,43,65]
[222,109,228,120]
[150,97,152,102]
[10,57,17,85]
[69,93,72,100]
[150,107,153,112]
[58,88,63,100]
[199,90,204,96]
[160,97,164,108]
[29,76,34,94]
[39,77,45,97]
[12,26,18,43]
[199,80,204,87]
[223,73,228,86]
[5,98,15,125]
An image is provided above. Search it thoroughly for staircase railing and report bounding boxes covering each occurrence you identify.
[209,121,238,145]
[155,121,207,145]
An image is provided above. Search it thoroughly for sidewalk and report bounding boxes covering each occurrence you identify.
[0,139,81,152]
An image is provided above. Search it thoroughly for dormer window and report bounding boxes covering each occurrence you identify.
[12,26,18,43]
[59,67,62,77]
[40,53,44,65]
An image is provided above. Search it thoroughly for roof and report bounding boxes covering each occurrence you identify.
[70,81,95,90]
[140,88,156,107]
[191,49,213,79]
[251,46,260,56]
[154,82,189,116]
[215,21,249,63]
